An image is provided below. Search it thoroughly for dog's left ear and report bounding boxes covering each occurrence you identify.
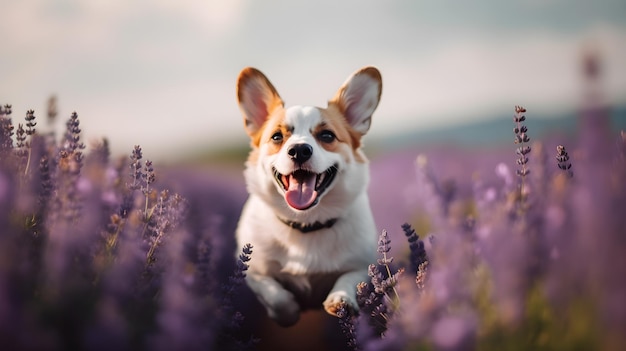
[237,67,284,141]
[330,66,382,135]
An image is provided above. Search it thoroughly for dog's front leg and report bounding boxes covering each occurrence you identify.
[323,269,369,316]
[246,271,300,327]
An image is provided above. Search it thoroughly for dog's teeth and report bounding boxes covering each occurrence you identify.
[316,173,324,188]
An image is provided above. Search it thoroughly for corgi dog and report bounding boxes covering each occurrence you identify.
[235,66,381,327]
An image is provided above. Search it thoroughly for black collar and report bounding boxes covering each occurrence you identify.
[277,216,338,233]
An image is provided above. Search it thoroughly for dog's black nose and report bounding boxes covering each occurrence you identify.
[288,143,313,164]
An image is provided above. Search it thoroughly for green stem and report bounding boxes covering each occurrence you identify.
[383,252,401,309]
[24,146,32,176]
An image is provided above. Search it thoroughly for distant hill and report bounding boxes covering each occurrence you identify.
[369,105,626,152]
[182,105,626,165]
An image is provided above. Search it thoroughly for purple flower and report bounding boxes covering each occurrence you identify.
[337,302,359,351]
[556,145,573,178]
[401,223,428,275]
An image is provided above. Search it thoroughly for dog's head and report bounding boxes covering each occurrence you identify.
[236,67,382,220]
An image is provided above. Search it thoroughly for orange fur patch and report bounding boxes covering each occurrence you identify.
[318,105,367,164]
[258,108,291,156]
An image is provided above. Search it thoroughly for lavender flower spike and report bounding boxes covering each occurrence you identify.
[556,145,573,178]
[337,301,359,351]
[514,105,531,178]
[513,105,532,209]
[128,145,143,191]
[376,229,393,265]
[401,223,428,276]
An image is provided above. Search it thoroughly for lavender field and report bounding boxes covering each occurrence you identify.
[0,101,624,351]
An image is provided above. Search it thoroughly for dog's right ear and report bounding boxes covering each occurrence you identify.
[329,66,382,136]
[237,67,284,141]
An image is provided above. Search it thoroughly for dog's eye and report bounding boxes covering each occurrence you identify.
[318,130,336,143]
[271,132,283,143]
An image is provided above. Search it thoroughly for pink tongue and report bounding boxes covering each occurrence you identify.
[285,174,318,210]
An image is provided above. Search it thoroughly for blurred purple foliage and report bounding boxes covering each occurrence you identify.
[358,105,626,351]
[0,104,255,350]
[1,100,624,351]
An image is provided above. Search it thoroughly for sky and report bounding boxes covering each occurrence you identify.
[1,0,625,160]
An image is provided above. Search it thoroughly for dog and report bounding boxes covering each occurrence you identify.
[235,66,381,327]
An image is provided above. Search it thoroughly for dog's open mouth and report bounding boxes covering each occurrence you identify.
[273,164,338,210]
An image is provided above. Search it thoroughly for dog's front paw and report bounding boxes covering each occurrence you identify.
[266,289,301,327]
[323,290,358,317]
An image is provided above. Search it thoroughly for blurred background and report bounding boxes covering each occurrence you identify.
[1,0,625,161]
[2,2,626,350]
